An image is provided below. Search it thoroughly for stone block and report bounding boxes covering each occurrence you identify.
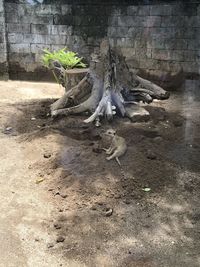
[121,47,135,58]
[165,39,188,50]
[7,23,30,33]
[35,4,51,15]
[107,27,117,37]
[172,3,198,16]
[18,4,35,17]
[143,16,161,27]
[51,25,72,36]
[181,62,199,73]
[161,16,185,28]
[61,5,72,15]
[138,5,150,16]
[150,5,172,16]
[147,38,166,49]
[187,39,199,50]
[51,5,61,15]
[31,24,51,35]
[183,51,199,62]
[108,27,130,38]
[127,27,141,39]
[20,15,53,25]
[7,33,23,44]
[0,43,6,52]
[87,37,100,46]
[9,43,30,53]
[170,50,185,61]
[50,44,66,52]
[185,16,200,27]
[125,104,150,122]
[111,6,126,16]
[135,48,150,59]
[5,3,18,14]
[126,6,138,16]
[0,53,7,63]
[53,14,73,25]
[0,32,4,43]
[0,1,3,12]
[116,38,133,48]
[46,35,67,45]
[5,12,19,23]
[31,44,51,53]
[139,59,160,70]
[108,15,118,26]
[152,49,171,61]
[73,15,107,27]
[117,16,137,27]
[31,34,47,44]
[150,27,178,39]
[0,23,5,34]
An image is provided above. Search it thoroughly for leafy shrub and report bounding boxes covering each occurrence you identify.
[42,48,87,69]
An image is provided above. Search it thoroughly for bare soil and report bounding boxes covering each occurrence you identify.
[0,80,200,267]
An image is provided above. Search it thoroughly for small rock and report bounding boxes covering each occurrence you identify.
[5,127,12,131]
[31,117,36,121]
[35,238,40,242]
[35,178,44,184]
[47,243,54,248]
[60,193,68,199]
[105,208,113,217]
[48,188,54,191]
[54,223,62,230]
[59,208,64,212]
[91,205,97,210]
[43,153,51,159]
[56,236,65,243]
[124,199,131,205]
[125,104,150,122]
[146,150,157,160]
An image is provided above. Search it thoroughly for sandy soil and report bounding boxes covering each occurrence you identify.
[0,80,200,267]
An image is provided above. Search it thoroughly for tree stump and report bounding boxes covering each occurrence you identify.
[51,40,170,125]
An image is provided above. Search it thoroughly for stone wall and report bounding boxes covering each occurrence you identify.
[0,0,8,79]
[1,0,200,84]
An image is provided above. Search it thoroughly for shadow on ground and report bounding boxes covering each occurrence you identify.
[2,94,200,267]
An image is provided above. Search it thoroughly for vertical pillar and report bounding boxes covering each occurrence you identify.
[0,0,8,80]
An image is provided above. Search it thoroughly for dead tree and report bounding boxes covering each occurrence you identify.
[50,40,169,125]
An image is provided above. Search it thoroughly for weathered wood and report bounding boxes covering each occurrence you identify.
[50,39,169,124]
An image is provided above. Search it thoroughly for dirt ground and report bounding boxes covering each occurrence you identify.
[0,80,200,267]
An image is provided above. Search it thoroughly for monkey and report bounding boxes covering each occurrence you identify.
[103,129,127,166]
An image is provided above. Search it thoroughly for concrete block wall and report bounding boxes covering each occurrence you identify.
[0,0,8,79]
[1,0,200,83]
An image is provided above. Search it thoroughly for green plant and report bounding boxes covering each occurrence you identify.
[42,48,87,69]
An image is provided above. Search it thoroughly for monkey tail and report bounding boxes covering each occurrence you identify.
[115,157,121,166]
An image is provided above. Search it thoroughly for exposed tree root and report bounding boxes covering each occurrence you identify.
[50,40,169,124]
